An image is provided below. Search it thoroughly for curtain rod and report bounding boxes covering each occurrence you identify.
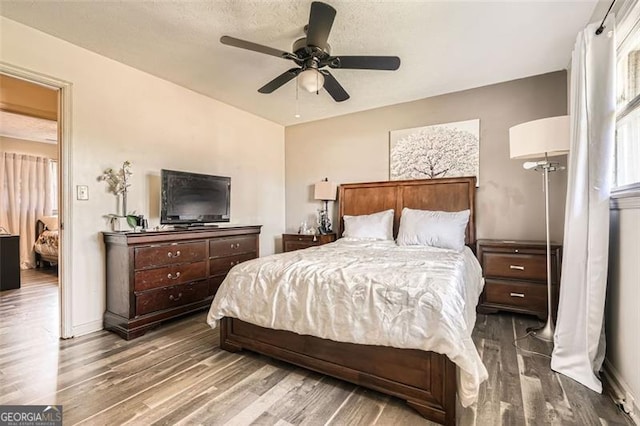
[595,0,616,35]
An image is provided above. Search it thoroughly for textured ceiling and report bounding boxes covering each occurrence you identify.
[0,1,597,126]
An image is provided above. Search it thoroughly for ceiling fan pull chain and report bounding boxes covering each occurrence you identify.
[295,76,301,118]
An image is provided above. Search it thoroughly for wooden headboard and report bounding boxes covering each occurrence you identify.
[337,177,477,246]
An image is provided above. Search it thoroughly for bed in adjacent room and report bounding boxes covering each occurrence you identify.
[34,216,59,268]
[207,177,485,426]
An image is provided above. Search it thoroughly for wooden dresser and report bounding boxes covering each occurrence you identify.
[103,225,261,339]
[282,233,336,252]
[476,239,562,320]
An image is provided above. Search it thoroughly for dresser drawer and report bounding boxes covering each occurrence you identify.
[484,279,547,313]
[483,252,547,281]
[209,274,226,297]
[209,236,257,258]
[135,241,206,269]
[209,252,256,275]
[134,261,207,292]
[135,280,209,316]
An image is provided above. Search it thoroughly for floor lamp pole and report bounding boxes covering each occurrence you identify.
[530,155,555,342]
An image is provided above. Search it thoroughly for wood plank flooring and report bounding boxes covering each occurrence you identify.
[0,271,632,425]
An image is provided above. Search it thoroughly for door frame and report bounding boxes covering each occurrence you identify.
[0,62,74,338]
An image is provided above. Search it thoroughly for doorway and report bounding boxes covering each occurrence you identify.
[0,64,73,338]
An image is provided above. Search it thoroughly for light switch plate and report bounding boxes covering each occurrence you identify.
[77,185,89,200]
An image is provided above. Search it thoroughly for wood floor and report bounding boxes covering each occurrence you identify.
[0,269,632,425]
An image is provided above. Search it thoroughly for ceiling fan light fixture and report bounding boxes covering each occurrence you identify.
[298,69,324,93]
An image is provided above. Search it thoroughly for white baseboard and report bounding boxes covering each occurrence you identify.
[72,319,103,337]
[603,358,639,424]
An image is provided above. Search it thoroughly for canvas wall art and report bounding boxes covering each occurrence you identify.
[389,119,480,183]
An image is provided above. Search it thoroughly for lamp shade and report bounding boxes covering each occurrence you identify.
[509,115,570,159]
[299,69,325,93]
[314,180,337,201]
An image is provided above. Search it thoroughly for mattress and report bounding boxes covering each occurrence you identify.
[207,238,488,406]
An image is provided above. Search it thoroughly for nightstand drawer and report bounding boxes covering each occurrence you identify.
[483,253,547,281]
[282,233,336,252]
[484,279,547,312]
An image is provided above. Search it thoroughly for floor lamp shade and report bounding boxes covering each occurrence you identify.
[509,116,570,159]
[508,115,569,343]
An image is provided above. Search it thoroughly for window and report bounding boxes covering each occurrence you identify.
[615,2,640,190]
[50,159,58,215]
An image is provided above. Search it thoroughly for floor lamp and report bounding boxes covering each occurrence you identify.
[509,115,570,343]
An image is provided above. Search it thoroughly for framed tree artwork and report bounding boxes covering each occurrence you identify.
[389,119,480,184]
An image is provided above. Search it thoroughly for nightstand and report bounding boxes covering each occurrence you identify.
[476,239,562,321]
[282,233,336,252]
[0,235,21,290]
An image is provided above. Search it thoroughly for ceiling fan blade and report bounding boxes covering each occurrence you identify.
[328,56,401,70]
[220,36,295,60]
[320,71,349,102]
[306,2,336,50]
[258,68,301,94]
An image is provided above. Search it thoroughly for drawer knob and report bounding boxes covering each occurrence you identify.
[230,243,240,249]
[169,292,183,301]
[298,237,303,241]
[510,292,525,298]
[167,250,181,258]
[167,272,181,280]
[509,265,525,271]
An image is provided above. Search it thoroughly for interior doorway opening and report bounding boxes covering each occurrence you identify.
[0,65,73,338]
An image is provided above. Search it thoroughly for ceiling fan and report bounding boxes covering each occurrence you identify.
[220,1,401,102]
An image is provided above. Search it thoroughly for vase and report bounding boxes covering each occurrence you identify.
[122,191,127,217]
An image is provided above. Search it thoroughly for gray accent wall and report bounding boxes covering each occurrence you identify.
[285,71,568,243]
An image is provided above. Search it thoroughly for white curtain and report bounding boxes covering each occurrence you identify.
[0,152,54,269]
[551,18,616,392]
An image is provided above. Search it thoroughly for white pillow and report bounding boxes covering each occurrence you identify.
[397,208,470,251]
[342,209,394,241]
[39,215,59,231]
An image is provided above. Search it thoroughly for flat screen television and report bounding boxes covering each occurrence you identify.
[160,169,230,226]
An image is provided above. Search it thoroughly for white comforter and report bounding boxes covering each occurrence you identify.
[207,239,488,406]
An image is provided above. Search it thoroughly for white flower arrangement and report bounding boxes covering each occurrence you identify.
[98,161,137,228]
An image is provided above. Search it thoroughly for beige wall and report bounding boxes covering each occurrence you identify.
[0,17,285,336]
[285,71,568,242]
[0,136,58,159]
[607,206,640,416]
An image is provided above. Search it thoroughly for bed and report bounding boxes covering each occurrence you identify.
[34,216,59,268]
[208,177,483,425]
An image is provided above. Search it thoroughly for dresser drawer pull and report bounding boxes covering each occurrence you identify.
[230,243,241,249]
[229,260,242,266]
[167,272,181,280]
[509,265,525,271]
[167,250,181,258]
[510,292,525,298]
[169,292,183,301]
